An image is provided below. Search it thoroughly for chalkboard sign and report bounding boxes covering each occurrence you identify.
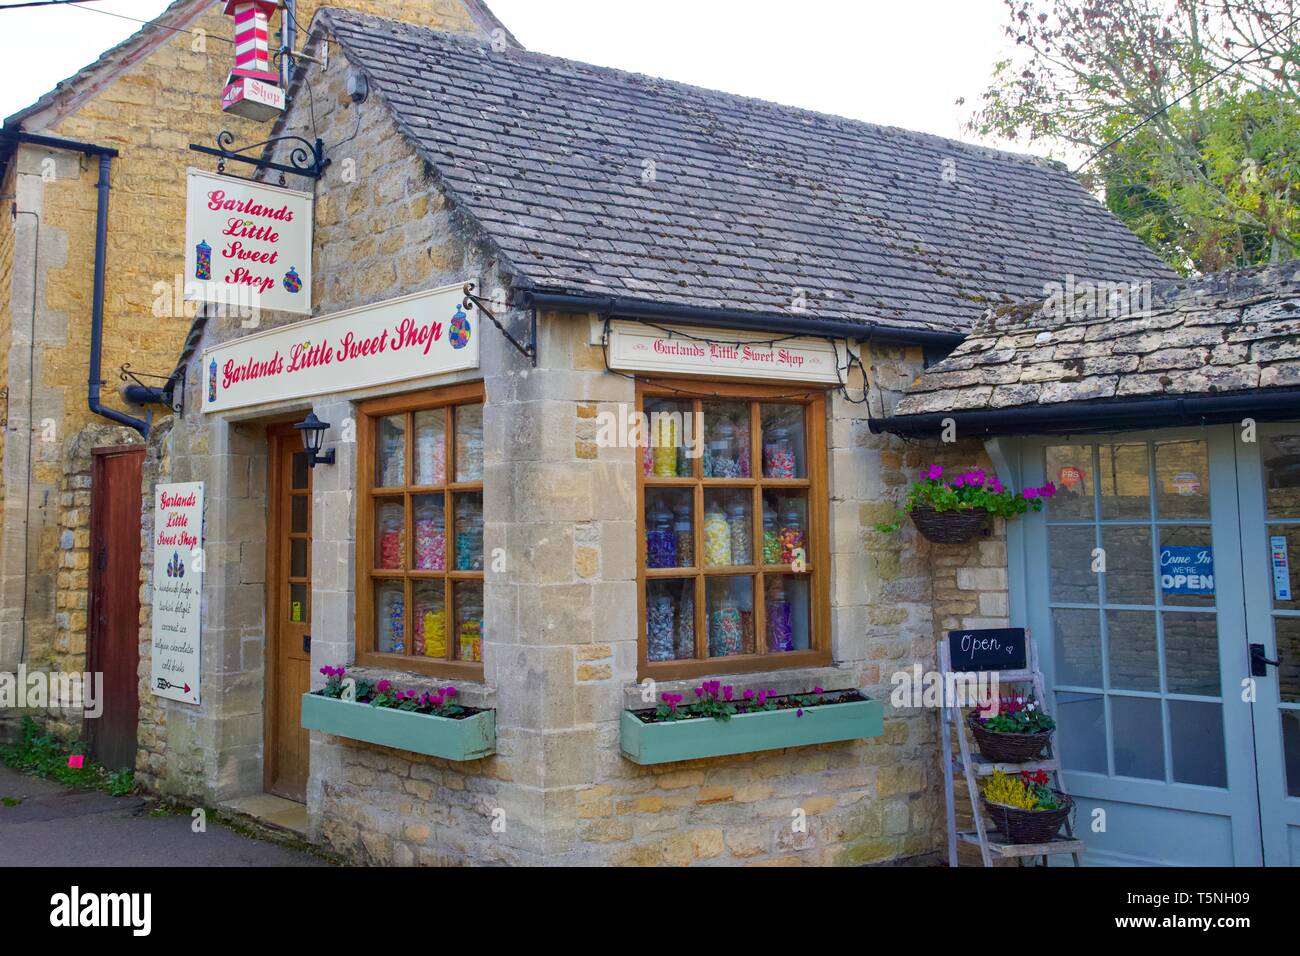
[947,627,1026,672]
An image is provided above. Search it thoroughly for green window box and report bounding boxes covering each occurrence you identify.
[300,693,495,761]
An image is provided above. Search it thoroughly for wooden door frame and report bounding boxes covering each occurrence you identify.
[85,444,144,748]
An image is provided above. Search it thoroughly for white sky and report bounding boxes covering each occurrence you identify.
[1,0,1027,153]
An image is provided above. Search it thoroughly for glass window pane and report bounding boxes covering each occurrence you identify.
[706,576,754,658]
[703,489,752,567]
[1160,526,1217,608]
[1262,433,1300,519]
[760,404,805,478]
[702,401,750,478]
[291,495,308,534]
[1284,711,1300,797]
[290,582,308,624]
[413,580,446,659]
[1101,525,1152,605]
[1049,525,1098,604]
[413,494,446,571]
[1276,617,1300,704]
[643,398,695,478]
[1107,610,1159,691]
[291,452,309,491]
[453,492,484,571]
[413,408,446,486]
[375,580,405,654]
[647,578,696,662]
[1045,445,1093,519]
[1155,440,1209,519]
[374,497,406,571]
[1099,443,1150,520]
[375,414,406,488]
[453,580,483,662]
[1169,700,1227,787]
[454,404,484,482]
[1053,607,1103,686]
[290,537,308,579]
[764,574,809,652]
[763,491,807,568]
[1111,695,1165,780]
[645,488,694,569]
[1162,612,1221,696]
[1057,691,1107,773]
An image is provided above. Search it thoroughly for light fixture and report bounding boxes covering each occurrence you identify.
[294,411,335,467]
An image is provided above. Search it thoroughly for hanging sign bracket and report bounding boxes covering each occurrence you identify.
[462,282,536,367]
[188,130,329,185]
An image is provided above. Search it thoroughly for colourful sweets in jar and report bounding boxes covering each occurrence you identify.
[703,506,731,567]
[779,509,804,565]
[418,608,446,658]
[709,596,743,657]
[727,500,751,565]
[676,591,695,659]
[766,585,794,652]
[673,506,694,567]
[647,593,675,662]
[414,505,445,571]
[382,587,405,654]
[652,414,678,477]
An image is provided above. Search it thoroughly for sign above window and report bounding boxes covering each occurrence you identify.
[185,168,313,316]
[202,283,480,413]
[606,320,840,384]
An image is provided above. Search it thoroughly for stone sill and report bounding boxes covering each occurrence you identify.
[621,665,855,710]
[345,666,496,711]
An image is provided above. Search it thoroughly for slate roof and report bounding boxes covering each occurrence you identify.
[893,263,1300,416]
[319,8,1175,336]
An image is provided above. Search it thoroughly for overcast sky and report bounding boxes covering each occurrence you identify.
[1,0,1023,153]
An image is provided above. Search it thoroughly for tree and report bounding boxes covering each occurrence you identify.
[965,0,1300,273]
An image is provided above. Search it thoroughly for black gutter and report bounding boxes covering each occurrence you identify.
[0,129,119,159]
[520,290,967,349]
[868,388,1300,438]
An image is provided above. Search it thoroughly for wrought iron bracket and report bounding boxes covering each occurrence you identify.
[119,363,184,416]
[189,130,330,185]
[462,282,537,367]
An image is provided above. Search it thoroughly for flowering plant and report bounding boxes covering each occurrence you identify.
[314,667,465,719]
[982,770,1062,811]
[876,465,1056,532]
[649,682,853,723]
[974,693,1056,735]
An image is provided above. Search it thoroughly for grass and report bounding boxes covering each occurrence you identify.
[0,717,134,797]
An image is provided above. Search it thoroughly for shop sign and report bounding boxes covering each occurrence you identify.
[946,627,1027,672]
[1058,465,1085,490]
[605,320,840,384]
[1271,535,1292,601]
[185,168,313,316]
[1159,545,1214,595]
[202,283,480,413]
[1172,471,1201,496]
[151,482,203,705]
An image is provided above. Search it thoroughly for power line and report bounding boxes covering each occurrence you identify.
[0,0,110,9]
[43,1,235,44]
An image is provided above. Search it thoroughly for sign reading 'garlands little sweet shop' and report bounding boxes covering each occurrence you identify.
[606,320,840,384]
[151,482,203,705]
[184,168,313,316]
[202,284,480,413]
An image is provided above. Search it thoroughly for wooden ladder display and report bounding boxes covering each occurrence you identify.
[939,631,1085,867]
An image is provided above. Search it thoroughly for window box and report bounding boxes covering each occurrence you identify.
[619,694,883,765]
[300,693,495,761]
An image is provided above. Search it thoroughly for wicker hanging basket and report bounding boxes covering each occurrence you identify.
[983,792,1073,844]
[908,504,986,544]
[967,714,1053,762]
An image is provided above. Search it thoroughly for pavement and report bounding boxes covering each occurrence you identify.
[0,766,326,867]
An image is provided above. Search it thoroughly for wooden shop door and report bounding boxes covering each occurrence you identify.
[87,445,144,770]
[266,426,313,802]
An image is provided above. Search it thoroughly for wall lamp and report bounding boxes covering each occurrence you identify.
[294,412,336,467]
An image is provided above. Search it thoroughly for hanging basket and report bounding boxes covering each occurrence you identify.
[908,504,986,544]
[967,714,1053,762]
[982,792,1073,844]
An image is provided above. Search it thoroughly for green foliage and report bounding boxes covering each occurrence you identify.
[982,770,1061,811]
[0,717,135,796]
[875,465,1055,533]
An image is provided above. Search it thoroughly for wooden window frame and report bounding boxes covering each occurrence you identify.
[356,381,485,680]
[636,379,832,680]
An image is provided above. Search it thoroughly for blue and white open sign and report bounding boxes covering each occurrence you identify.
[1160,546,1214,595]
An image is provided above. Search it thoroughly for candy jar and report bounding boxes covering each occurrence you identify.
[673,504,694,567]
[727,499,752,565]
[455,499,483,571]
[676,439,692,477]
[647,591,675,662]
[764,426,796,478]
[416,418,445,485]
[379,503,404,570]
[456,411,484,481]
[762,506,780,565]
[766,580,794,652]
[195,239,211,280]
[709,590,743,657]
[458,590,483,662]
[676,589,695,659]
[414,501,445,571]
[707,421,739,478]
[419,604,446,658]
[652,414,678,477]
[379,582,405,654]
[646,501,677,568]
[703,503,731,567]
[779,506,805,565]
[380,423,404,487]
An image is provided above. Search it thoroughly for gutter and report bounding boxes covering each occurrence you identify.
[1,129,150,437]
[519,290,968,349]
[868,388,1300,438]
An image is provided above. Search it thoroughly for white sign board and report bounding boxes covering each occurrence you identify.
[202,284,480,413]
[606,320,840,383]
[151,482,203,705]
[184,168,313,316]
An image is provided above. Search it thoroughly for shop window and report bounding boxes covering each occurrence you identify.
[357,383,485,678]
[637,384,830,678]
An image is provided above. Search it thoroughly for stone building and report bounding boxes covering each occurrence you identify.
[0,0,513,751]
[127,7,1174,866]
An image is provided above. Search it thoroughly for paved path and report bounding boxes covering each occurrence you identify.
[0,766,325,867]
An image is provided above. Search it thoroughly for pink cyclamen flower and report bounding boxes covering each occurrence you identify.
[376,679,392,693]
[926,464,943,481]
[813,686,824,695]
[723,686,733,701]
[444,687,457,698]
[743,688,755,700]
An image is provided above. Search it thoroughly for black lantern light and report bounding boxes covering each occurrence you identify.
[294,411,335,467]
